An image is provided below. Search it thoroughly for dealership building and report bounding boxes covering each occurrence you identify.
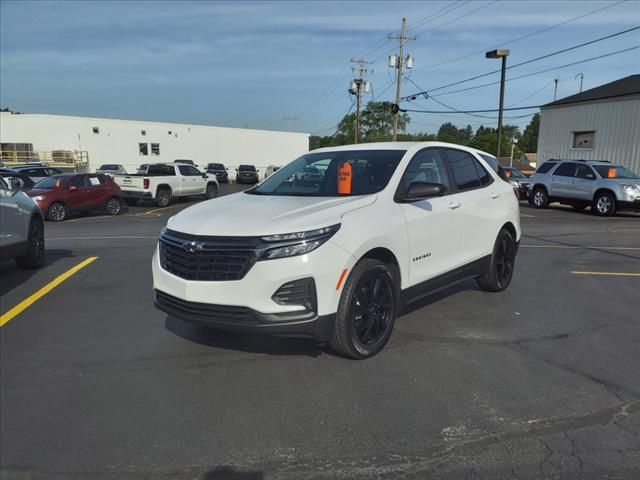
[0,112,309,176]
[537,75,640,174]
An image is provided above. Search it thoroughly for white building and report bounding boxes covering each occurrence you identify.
[538,75,640,174]
[0,112,309,176]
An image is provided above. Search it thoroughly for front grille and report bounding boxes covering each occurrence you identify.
[156,291,260,324]
[160,230,261,281]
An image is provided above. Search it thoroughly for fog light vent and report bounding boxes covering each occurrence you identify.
[272,278,317,312]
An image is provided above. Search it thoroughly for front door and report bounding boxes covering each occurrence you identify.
[65,175,92,211]
[571,164,597,201]
[396,147,462,286]
[550,162,578,198]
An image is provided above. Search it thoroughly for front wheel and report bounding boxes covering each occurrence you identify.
[105,197,122,215]
[330,259,399,359]
[205,183,218,199]
[47,202,67,222]
[15,219,45,269]
[477,229,517,292]
[593,192,616,217]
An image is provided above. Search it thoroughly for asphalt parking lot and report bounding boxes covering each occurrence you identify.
[1,186,639,480]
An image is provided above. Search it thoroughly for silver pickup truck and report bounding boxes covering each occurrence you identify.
[113,163,219,207]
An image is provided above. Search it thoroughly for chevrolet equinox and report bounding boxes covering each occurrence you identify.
[153,142,520,359]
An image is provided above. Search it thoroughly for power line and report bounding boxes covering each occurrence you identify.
[411,0,500,38]
[507,80,555,107]
[310,102,355,136]
[406,1,471,33]
[433,45,639,97]
[413,0,628,72]
[402,26,639,99]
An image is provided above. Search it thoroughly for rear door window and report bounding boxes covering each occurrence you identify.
[69,175,88,188]
[446,149,481,191]
[575,164,595,179]
[536,162,557,174]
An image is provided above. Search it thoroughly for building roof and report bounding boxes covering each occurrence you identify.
[543,74,640,108]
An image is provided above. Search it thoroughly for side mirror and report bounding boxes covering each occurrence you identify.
[68,186,77,192]
[202,173,207,179]
[586,173,595,180]
[9,177,24,190]
[225,168,229,171]
[397,182,446,203]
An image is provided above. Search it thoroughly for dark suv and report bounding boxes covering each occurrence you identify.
[236,164,259,184]
[206,163,228,183]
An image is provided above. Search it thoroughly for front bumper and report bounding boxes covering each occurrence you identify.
[618,199,640,211]
[155,290,335,340]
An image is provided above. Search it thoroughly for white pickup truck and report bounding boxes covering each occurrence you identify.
[114,163,219,207]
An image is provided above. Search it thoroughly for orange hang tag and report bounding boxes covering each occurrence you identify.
[607,168,617,178]
[338,161,352,194]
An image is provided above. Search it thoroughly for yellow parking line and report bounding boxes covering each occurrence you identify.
[521,245,640,251]
[140,204,185,216]
[520,214,535,218]
[0,257,98,328]
[571,271,640,277]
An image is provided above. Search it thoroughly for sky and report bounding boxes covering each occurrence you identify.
[1,0,639,135]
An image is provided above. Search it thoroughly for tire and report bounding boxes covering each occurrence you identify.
[593,192,616,217]
[15,218,45,269]
[124,198,138,207]
[477,229,517,292]
[47,202,67,222]
[531,187,549,209]
[156,189,172,208]
[330,258,399,359]
[105,197,122,215]
[205,183,218,199]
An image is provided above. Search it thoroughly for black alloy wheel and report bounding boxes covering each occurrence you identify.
[352,270,395,347]
[477,229,517,292]
[15,219,45,269]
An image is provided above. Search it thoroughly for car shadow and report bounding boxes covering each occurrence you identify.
[0,249,75,298]
[164,316,325,358]
[201,466,264,480]
[399,278,480,317]
[523,203,640,218]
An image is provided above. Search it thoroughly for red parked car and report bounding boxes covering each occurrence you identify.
[27,173,124,222]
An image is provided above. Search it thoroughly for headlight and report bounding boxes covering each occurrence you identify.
[260,224,340,260]
[33,195,46,201]
[621,184,640,195]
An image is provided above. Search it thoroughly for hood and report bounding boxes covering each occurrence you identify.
[167,192,377,236]
[604,178,640,186]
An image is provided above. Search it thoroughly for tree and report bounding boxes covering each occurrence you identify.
[520,113,540,153]
[469,124,522,158]
[360,101,410,141]
[436,122,473,145]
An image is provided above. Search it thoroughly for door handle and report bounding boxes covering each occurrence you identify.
[491,192,499,199]
[448,202,461,210]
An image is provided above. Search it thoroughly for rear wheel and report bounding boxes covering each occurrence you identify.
[593,192,616,216]
[105,197,122,215]
[15,218,44,269]
[47,202,67,222]
[477,229,517,292]
[205,183,218,199]
[156,189,171,208]
[531,188,549,209]
[330,259,399,359]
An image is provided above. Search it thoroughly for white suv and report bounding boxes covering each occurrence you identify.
[153,142,520,358]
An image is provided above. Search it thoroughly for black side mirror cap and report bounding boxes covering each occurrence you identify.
[397,182,446,203]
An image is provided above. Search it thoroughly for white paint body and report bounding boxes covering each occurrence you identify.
[152,142,521,318]
[538,96,640,174]
[0,112,309,177]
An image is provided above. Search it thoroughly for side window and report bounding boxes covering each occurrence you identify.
[0,177,8,190]
[69,176,87,188]
[446,149,481,191]
[398,148,451,195]
[474,159,493,186]
[536,162,556,174]
[178,165,191,176]
[87,175,101,186]
[553,163,576,177]
[575,164,595,179]
[186,166,201,176]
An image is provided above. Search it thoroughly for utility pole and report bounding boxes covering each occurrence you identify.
[553,78,559,101]
[349,58,373,144]
[283,116,298,132]
[388,18,415,141]
[575,73,584,93]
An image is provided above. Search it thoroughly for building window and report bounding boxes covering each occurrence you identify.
[141,130,146,136]
[151,143,160,155]
[92,127,100,134]
[572,131,595,149]
[139,143,148,156]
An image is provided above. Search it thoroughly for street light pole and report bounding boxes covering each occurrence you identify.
[486,49,510,160]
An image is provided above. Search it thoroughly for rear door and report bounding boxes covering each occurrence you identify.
[86,174,109,208]
[66,175,91,211]
[396,147,462,284]
[550,162,577,198]
[177,165,201,195]
[443,148,501,266]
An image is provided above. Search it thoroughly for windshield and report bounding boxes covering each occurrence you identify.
[247,150,405,197]
[239,165,256,172]
[593,165,639,179]
[100,164,119,170]
[504,167,527,179]
[208,163,224,169]
[34,174,67,189]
